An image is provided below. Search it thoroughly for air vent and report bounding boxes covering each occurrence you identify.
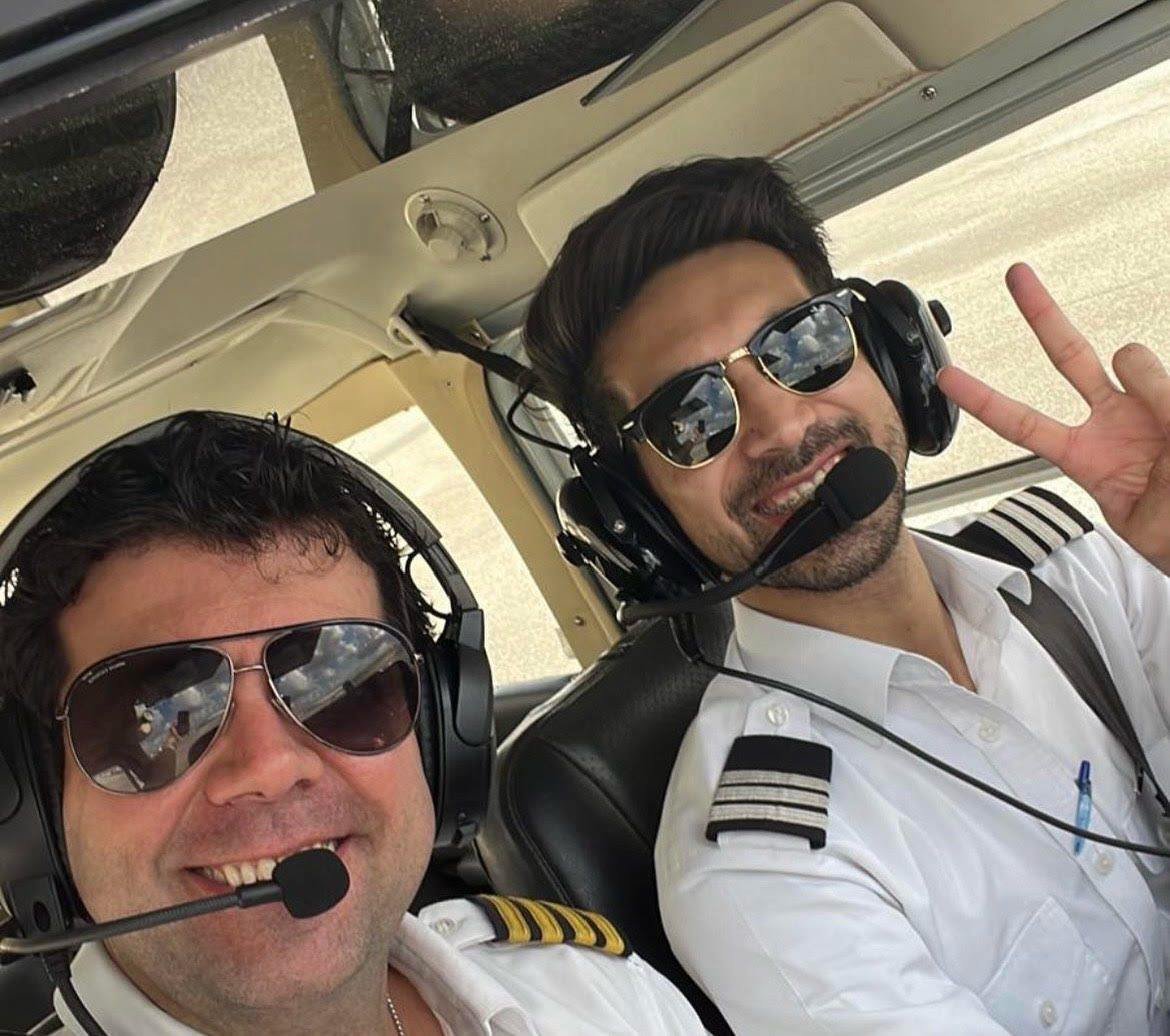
[404,189,506,265]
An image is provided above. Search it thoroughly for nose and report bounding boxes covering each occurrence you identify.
[200,667,325,805]
[727,359,816,460]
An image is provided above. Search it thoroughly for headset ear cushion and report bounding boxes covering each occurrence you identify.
[843,277,904,413]
[413,652,439,803]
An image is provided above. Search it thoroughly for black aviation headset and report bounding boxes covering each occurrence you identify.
[553,276,959,604]
[0,412,493,955]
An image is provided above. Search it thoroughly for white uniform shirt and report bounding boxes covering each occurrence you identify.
[51,900,706,1035]
[657,526,1170,1035]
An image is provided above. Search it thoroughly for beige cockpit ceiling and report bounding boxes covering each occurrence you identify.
[1,0,1167,649]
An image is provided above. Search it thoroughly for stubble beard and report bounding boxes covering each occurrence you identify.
[708,417,909,593]
[87,800,433,1031]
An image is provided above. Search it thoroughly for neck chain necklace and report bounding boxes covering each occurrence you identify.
[386,992,407,1036]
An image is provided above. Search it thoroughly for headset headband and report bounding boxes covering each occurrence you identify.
[0,414,478,616]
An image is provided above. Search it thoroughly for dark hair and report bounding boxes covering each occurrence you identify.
[523,156,835,451]
[0,412,429,726]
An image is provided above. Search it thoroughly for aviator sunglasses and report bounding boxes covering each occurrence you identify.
[56,619,421,794]
[618,287,861,468]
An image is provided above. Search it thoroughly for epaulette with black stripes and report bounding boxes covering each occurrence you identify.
[961,486,1093,569]
[706,734,832,849]
[471,894,630,957]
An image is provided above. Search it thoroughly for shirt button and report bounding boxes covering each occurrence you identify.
[430,917,457,936]
[766,704,789,727]
[1094,851,1114,876]
[977,720,1001,743]
[1039,1000,1058,1028]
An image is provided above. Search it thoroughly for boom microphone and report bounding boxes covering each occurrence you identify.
[618,446,898,623]
[0,847,349,956]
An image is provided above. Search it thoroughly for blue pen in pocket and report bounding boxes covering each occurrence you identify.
[1073,760,1092,856]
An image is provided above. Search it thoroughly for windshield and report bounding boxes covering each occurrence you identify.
[0,0,704,312]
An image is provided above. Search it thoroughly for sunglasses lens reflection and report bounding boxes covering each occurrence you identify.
[757,302,856,393]
[67,646,232,793]
[267,622,420,754]
[642,369,738,467]
[641,300,856,467]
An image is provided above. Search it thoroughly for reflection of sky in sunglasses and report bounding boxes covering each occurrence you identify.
[664,374,737,464]
[272,624,410,723]
[759,306,852,385]
[656,305,851,464]
[132,656,228,761]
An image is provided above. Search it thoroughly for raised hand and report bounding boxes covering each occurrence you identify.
[936,263,1170,575]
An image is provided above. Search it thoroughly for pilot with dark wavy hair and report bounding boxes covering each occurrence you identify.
[0,412,706,1035]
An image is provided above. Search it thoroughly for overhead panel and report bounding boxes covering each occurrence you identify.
[858,0,1067,71]
[519,2,919,263]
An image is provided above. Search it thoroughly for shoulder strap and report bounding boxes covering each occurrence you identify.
[955,485,1094,568]
[928,487,1170,816]
[470,894,631,957]
[705,735,832,849]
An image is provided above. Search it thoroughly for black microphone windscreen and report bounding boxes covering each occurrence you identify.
[821,446,897,521]
[272,848,350,919]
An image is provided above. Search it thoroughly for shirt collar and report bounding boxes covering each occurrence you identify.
[56,913,532,1036]
[55,941,199,1036]
[730,530,1031,743]
[392,911,533,1035]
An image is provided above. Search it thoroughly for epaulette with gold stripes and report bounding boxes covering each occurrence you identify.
[471,894,630,957]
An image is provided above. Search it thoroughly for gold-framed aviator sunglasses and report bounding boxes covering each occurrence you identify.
[56,619,422,794]
[617,287,862,468]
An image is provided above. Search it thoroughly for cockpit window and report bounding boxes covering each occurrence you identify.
[827,55,1170,497]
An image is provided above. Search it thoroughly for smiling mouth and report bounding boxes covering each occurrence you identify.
[193,838,340,889]
[751,449,848,522]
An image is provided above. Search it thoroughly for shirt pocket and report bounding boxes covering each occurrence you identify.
[979,897,1112,1035]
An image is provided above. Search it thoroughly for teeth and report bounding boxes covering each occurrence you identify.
[758,478,817,516]
[198,839,338,888]
[757,453,845,518]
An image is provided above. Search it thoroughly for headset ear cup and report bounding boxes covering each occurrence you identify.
[0,703,85,938]
[844,277,958,456]
[423,635,493,853]
[873,279,958,455]
[556,454,719,602]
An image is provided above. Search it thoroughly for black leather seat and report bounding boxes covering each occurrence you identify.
[0,952,56,1032]
[477,606,735,1036]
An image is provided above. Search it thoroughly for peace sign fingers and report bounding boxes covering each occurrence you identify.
[935,364,1074,467]
[1006,262,1117,408]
